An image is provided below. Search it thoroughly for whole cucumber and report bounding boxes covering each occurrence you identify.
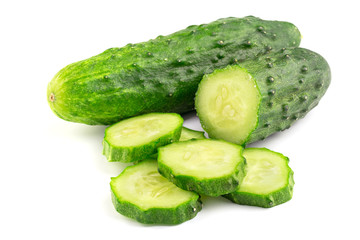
[47,16,301,125]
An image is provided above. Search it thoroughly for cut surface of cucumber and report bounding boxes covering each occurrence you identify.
[179,127,206,141]
[224,148,294,208]
[110,160,202,224]
[195,66,261,145]
[158,139,246,196]
[103,113,183,162]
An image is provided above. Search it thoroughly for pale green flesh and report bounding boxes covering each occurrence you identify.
[111,160,197,210]
[179,127,206,141]
[159,140,242,179]
[239,148,290,195]
[196,66,261,144]
[106,113,182,147]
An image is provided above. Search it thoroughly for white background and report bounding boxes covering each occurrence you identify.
[1,0,359,239]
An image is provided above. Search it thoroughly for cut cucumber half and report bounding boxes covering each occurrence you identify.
[179,127,206,141]
[223,148,294,208]
[110,160,202,224]
[103,113,183,162]
[195,66,261,145]
[195,48,331,146]
[158,139,246,196]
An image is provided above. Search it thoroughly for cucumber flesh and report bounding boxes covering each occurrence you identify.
[195,66,261,145]
[110,160,202,224]
[158,139,246,196]
[103,113,183,162]
[179,127,206,141]
[224,148,294,208]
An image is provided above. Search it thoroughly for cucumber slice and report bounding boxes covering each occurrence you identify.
[223,148,294,208]
[158,139,246,196]
[195,66,261,145]
[110,160,202,224]
[103,113,183,162]
[179,127,206,141]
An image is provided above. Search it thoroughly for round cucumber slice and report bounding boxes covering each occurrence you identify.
[158,139,246,196]
[103,113,183,162]
[195,65,261,145]
[179,127,206,141]
[223,148,294,208]
[110,160,202,224]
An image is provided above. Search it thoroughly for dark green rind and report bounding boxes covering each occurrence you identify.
[111,191,202,225]
[223,148,294,208]
[158,140,246,197]
[239,48,331,143]
[47,16,301,125]
[102,113,183,162]
[110,160,202,224]
[179,127,206,141]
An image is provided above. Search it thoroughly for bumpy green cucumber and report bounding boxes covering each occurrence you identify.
[158,139,246,196]
[179,127,206,141]
[223,148,294,208]
[47,16,301,125]
[195,48,330,145]
[110,160,202,224]
[103,113,183,162]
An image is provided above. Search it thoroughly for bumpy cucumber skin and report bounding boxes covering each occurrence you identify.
[241,48,331,143]
[179,127,206,141]
[103,113,183,162]
[110,160,202,224]
[223,148,294,208]
[158,140,247,197]
[47,16,301,125]
[111,192,202,225]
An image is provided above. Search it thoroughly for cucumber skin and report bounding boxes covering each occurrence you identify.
[47,16,301,125]
[223,148,294,208]
[103,113,183,162]
[158,140,247,197]
[242,48,331,143]
[111,191,202,224]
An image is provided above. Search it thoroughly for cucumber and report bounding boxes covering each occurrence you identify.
[195,48,331,145]
[47,16,301,125]
[110,159,202,224]
[158,139,246,196]
[103,113,183,162]
[223,148,294,208]
[179,127,206,141]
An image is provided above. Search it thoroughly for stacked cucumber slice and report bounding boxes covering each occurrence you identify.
[224,148,294,208]
[106,113,294,224]
[158,139,246,196]
[103,113,183,162]
[110,160,202,224]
